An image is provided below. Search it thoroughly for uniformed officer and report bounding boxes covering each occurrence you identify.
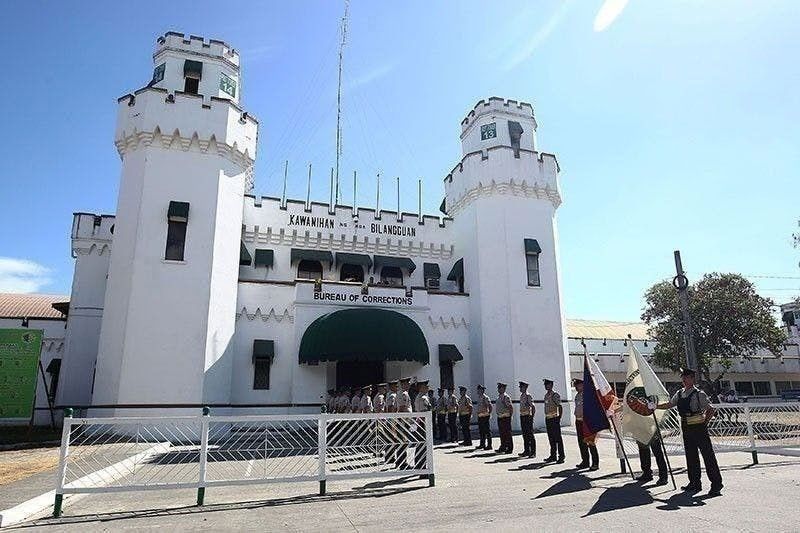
[413,380,433,473]
[325,389,336,413]
[446,386,458,442]
[427,389,437,437]
[653,368,723,494]
[386,380,399,413]
[542,378,565,463]
[360,385,374,413]
[496,382,513,454]
[573,378,599,471]
[395,378,413,469]
[476,384,493,450]
[373,383,387,414]
[435,388,448,441]
[457,386,473,446]
[518,381,536,458]
[336,388,350,413]
[637,437,668,485]
[350,387,362,413]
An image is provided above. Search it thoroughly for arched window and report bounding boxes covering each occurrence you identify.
[297,260,323,280]
[380,266,403,286]
[340,264,364,282]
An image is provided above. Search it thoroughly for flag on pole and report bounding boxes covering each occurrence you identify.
[621,343,670,444]
[582,352,611,435]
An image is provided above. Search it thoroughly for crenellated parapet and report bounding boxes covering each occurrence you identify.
[155,31,239,68]
[242,196,455,259]
[71,213,115,257]
[461,97,536,134]
[443,146,561,214]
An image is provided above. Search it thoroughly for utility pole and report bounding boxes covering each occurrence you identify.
[672,250,697,371]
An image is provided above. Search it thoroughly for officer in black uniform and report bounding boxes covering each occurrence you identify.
[637,437,668,485]
[653,368,723,494]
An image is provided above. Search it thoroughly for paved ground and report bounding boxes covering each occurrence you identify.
[6,432,800,532]
[0,448,60,511]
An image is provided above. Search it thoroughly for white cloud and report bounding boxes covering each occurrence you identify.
[500,0,574,71]
[0,257,53,293]
[594,0,629,32]
[348,64,394,90]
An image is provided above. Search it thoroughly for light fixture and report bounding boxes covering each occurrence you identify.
[644,340,648,347]
[602,338,607,346]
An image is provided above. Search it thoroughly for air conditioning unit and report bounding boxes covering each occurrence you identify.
[426,278,440,289]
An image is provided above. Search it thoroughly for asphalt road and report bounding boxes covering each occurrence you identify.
[9,432,800,532]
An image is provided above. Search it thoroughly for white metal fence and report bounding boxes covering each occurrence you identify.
[619,403,800,462]
[53,411,434,517]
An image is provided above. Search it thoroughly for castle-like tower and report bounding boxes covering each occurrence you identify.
[444,98,570,423]
[92,33,258,408]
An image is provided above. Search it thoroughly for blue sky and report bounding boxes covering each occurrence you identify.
[0,0,798,320]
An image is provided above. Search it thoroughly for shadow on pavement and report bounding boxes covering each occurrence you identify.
[484,455,523,464]
[654,490,713,511]
[582,482,653,517]
[465,452,497,459]
[533,473,591,499]
[20,486,427,529]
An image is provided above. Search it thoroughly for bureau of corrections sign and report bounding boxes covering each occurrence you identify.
[0,329,43,419]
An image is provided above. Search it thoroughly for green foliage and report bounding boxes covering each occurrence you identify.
[641,273,786,382]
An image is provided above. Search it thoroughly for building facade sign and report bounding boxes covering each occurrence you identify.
[313,290,414,307]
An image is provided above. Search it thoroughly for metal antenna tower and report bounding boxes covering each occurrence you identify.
[334,0,349,206]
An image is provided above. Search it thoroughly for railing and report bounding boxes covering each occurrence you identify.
[619,403,800,463]
[53,409,434,517]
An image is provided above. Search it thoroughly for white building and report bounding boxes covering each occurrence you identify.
[13,32,797,428]
[53,32,570,428]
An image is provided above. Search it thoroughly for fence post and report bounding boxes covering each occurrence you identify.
[744,405,758,465]
[425,411,435,487]
[318,414,327,496]
[196,406,210,506]
[52,407,73,518]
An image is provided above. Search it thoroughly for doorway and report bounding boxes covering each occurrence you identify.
[336,361,384,389]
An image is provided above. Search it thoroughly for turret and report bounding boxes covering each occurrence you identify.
[92,32,259,411]
[444,97,570,428]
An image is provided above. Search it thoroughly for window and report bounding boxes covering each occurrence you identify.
[253,358,271,390]
[340,264,364,282]
[297,259,323,280]
[184,77,199,95]
[380,266,403,286]
[183,60,202,95]
[165,221,187,261]
[440,361,454,391]
[526,254,540,287]
[524,238,542,287]
[165,201,189,261]
[775,381,792,394]
[753,381,772,396]
[46,358,61,400]
[735,381,754,396]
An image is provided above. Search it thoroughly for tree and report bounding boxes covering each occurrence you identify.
[641,273,786,395]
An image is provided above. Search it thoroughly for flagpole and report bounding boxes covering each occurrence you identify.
[650,411,677,490]
[583,342,635,480]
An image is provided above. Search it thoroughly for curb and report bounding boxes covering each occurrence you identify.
[0,441,170,528]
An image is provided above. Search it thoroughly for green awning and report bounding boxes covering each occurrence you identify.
[373,255,416,274]
[254,249,274,267]
[184,59,203,78]
[291,248,333,266]
[447,258,463,281]
[438,344,463,363]
[423,263,441,279]
[46,358,62,373]
[299,308,429,364]
[524,238,542,254]
[167,201,190,222]
[240,241,252,266]
[335,252,372,268]
[253,339,274,361]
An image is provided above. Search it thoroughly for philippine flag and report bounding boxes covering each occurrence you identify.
[582,350,612,436]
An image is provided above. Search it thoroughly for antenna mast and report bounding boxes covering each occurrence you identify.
[334,0,349,206]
